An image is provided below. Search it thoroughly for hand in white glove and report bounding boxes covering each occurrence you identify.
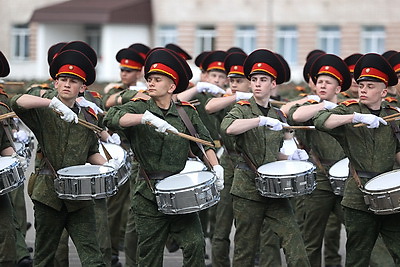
[103,158,121,170]
[12,152,28,170]
[287,149,309,161]
[235,92,253,101]
[141,110,178,134]
[307,95,321,102]
[352,112,387,128]
[49,97,78,123]
[259,116,284,131]
[106,133,121,145]
[196,82,226,95]
[323,100,338,110]
[129,85,148,91]
[13,130,29,143]
[77,97,104,115]
[212,164,224,191]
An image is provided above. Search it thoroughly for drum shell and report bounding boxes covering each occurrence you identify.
[0,157,25,195]
[363,169,400,215]
[328,158,349,196]
[255,160,316,198]
[155,171,220,215]
[54,165,118,200]
[99,143,132,187]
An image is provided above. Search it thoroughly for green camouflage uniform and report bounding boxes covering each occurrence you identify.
[314,101,400,267]
[11,92,105,267]
[288,100,346,266]
[103,85,128,111]
[104,97,215,267]
[220,97,310,267]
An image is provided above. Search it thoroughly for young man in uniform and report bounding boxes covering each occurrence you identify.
[104,48,224,266]
[221,49,310,267]
[313,53,400,267]
[11,49,116,266]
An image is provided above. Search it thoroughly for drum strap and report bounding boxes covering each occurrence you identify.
[43,156,58,178]
[1,120,16,152]
[240,152,259,174]
[175,104,212,170]
[139,167,155,193]
[309,150,327,176]
[349,162,363,188]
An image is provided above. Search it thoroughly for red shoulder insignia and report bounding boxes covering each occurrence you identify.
[307,99,318,104]
[89,91,102,98]
[386,105,400,113]
[299,93,308,97]
[0,102,11,111]
[237,100,250,105]
[0,88,8,97]
[223,94,233,97]
[385,97,398,103]
[340,99,358,106]
[340,92,350,97]
[296,86,306,92]
[87,107,98,120]
[179,101,196,110]
[130,97,148,102]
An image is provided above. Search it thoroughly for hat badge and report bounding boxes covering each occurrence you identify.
[257,63,262,67]
[218,62,222,66]
[153,64,158,68]
[234,66,238,70]
[68,65,74,70]
[124,59,129,64]
[366,68,370,73]
[325,66,330,70]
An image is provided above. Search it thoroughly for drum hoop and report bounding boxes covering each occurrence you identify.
[364,169,400,193]
[257,168,315,178]
[155,171,216,192]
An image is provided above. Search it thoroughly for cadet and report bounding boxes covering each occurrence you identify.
[313,53,400,266]
[220,49,310,267]
[104,48,224,266]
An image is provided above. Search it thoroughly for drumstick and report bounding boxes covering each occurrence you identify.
[0,112,17,121]
[52,109,103,133]
[3,81,25,86]
[353,113,400,128]
[283,125,315,130]
[145,122,214,147]
[269,100,288,106]
[100,142,113,161]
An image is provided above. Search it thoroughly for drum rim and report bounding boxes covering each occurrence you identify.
[155,171,215,191]
[56,164,116,176]
[364,169,400,192]
[257,160,315,176]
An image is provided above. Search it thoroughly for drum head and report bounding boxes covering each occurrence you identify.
[99,143,126,166]
[57,165,115,177]
[364,170,400,191]
[0,156,18,170]
[257,160,314,176]
[180,160,206,174]
[156,171,215,191]
[328,158,349,177]
[14,142,24,153]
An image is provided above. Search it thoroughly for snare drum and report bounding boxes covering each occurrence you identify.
[0,157,25,195]
[54,165,118,200]
[14,142,32,168]
[99,143,132,186]
[180,159,206,174]
[155,171,220,215]
[363,170,400,215]
[256,160,316,198]
[328,158,349,196]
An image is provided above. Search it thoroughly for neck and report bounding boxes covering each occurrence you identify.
[255,96,270,108]
[59,97,76,108]
[366,101,382,111]
[154,96,172,110]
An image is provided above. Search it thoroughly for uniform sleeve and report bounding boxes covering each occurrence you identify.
[220,103,245,136]
[103,100,144,132]
[286,102,314,126]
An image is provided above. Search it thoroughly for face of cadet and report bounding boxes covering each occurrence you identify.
[229,77,251,94]
[55,76,85,103]
[206,70,227,88]
[250,74,276,100]
[358,81,387,109]
[120,69,141,86]
[146,74,176,98]
[316,75,341,102]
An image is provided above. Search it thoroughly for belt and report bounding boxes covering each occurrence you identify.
[213,140,222,148]
[138,171,174,181]
[355,170,381,179]
[236,162,254,172]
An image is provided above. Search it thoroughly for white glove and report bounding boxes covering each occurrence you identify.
[352,112,387,128]
[323,100,338,110]
[141,110,178,134]
[213,164,224,191]
[106,133,121,145]
[235,92,253,101]
[49,97,78,123]
[258,116,284,131]
[103,158,121,170]
[129,85,148,91]
[76,97,104,115]
[13,130,29,143]
[12,152,28,170]
[196,82,226,95]
[307,95,321,102]
[287,149,309,161]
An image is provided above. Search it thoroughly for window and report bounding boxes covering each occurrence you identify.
[235,25,256,54]
[12,24,30,60]
[85,25,101,58]
[319,26,341,55]
[157,25,177,46]
[362,26,385,54]
[196,26,215,54]
[276,26,298,65]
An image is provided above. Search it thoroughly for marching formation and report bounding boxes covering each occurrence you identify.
[1,40,400,267]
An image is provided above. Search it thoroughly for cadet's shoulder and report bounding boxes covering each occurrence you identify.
[339,99,358,106]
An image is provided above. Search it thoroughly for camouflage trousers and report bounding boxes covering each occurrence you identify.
[323,212,343,266]
[33,201,105,267]
[344,207,400,267]
[132,193,205,267]
[0,194,16,266]
[232,195,310,267]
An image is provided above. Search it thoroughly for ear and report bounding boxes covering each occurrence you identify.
[381,87,388,98]
[79,84,87,94]
[335,86,342,94]
[168,83,176,94]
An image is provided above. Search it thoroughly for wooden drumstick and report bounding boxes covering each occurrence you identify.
[283,125,316,130]
[145,122,214,147]
[353,112,400,128]
[0,112,17,121]
[100,142,113,161]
